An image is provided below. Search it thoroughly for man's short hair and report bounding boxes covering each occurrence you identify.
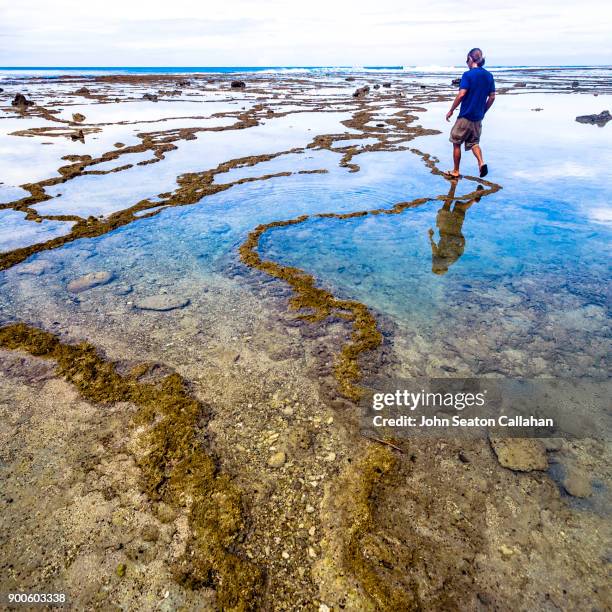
[467,48,485,67]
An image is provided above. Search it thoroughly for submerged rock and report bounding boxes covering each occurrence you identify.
[562,467,592,498]
[382,82,391,88]
[231,80,246,89]
[575,110,611,127]
[112,284,133,296]
[11,93,34,107]
[75,86,90,95]
[345,77,356,82]
[209,222,232,234]
[490,438,548,472]
[514,82,527,88]
[142,93,159,102]
[134,294,190,311]
[451,78,461,86]
[16,260,56,276]
[67,271,114,293]
[373,84,380,89]
[571,80,579,88]
[72,113,86,123]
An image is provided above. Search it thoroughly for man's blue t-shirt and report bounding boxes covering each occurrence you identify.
[458,67,495,122]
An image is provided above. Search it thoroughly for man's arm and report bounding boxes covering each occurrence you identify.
[446,89,467,122]
[485,92,496,113]
[428,228,439,254]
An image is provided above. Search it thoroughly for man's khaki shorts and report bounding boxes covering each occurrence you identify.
[449,117,482,150]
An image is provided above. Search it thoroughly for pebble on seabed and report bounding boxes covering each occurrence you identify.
[267,451,287,468]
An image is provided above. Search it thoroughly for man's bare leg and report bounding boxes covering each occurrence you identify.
[447,144,461,177]
[471,144,485,170]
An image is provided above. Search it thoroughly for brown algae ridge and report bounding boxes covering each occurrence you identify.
[0,323,262,610]
[342,446,411,610]
[315,444,425,610]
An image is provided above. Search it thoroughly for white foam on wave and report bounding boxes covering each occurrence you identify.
[406,65,460,72]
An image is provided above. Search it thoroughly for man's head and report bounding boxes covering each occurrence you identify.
[466,48,485,68]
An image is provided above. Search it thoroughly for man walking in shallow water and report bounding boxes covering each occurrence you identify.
[446,48,496,178]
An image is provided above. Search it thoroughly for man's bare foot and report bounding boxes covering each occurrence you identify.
[445,170,460,178]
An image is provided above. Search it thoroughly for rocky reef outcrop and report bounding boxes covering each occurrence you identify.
[575,110,611,127]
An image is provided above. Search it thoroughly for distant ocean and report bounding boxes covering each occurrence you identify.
[1,65,611,79]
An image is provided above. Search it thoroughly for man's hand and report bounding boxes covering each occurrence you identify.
[446,109,454,122]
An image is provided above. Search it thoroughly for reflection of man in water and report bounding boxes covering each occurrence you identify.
[428,181,483,274]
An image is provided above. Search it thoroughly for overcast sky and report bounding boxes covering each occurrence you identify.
[1,0,610,67]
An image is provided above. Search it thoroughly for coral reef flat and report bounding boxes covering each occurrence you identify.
[0,67,610,610]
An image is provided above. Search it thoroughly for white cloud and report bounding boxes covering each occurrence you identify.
[513,161,600,180]
[1,0,610,66]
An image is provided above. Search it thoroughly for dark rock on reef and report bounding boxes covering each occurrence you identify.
[352,86,370,98]
[345,76,356,82]
[11,93,34,107]
[72,113,86,123]
[142,93,159,102]
[177,80,191,87]
[373,84,380,89]
[575,110,611,127]
[231,80,246,89]
[451,78,461,86]
[458,451,470,464]
[75,87,90,95]
[70,129,85,142]
[571,80,579,88]
[382,82,391,88]
[514,82,527,87]
[376,123,385,127]
[0,88,3,93]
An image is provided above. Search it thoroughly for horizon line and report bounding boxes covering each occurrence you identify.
[2,64,612,69]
